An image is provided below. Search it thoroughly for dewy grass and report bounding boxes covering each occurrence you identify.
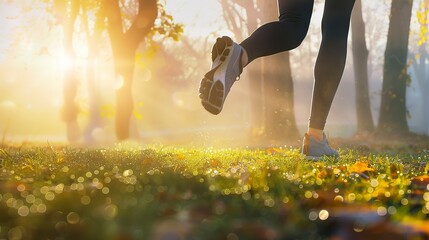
[0,144,428,239]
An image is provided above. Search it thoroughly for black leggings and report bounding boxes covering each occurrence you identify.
[240,0,355,130]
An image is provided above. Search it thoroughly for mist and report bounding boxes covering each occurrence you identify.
[0,0,427,146]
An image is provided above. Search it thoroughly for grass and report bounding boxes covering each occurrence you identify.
[0,142,429,239]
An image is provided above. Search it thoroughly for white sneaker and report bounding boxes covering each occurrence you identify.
[302,133,339,160]
[199,36,243,115]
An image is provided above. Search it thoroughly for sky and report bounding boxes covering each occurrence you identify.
[0,3,19,62]
[164,0,227,38]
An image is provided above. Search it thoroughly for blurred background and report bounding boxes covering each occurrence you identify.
[0,0,427,146]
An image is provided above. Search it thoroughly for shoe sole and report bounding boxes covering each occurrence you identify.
[199,37,234,115]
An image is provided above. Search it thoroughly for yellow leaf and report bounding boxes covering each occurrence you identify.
[266,148,281,154]
[349,161,374,173]
[22,164,34,171]
[207,159,222,168]
[134,111,143,120]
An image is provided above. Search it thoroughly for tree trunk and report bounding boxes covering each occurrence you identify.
[220,0,266,139]
[82,4,103,142]
[410,33,429,135]
[377,0,413,137]
[104,0,158,140]
[56,0,81,142]
[260,1,299,141]
[416,0,429,135]
[424,1,429,135]
[417,48,429,137]
[247,62,265,138]
[220,0,299,142]
[423,47,429,135]
[263,53,299,141]
[351,0,374,135]
[243,1,265,139]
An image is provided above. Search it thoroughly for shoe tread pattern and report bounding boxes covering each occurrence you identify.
[199,37,233,115]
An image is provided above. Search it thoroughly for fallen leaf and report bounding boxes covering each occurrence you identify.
[349,162,374,174]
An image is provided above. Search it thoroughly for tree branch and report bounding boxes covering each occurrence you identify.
[126,0,158,48]
[104,0,125,59]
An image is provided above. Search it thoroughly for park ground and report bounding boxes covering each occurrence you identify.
[1,137,429,240]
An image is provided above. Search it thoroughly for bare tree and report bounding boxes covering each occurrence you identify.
[258,0,299,142]
[81,1,104,142]
[410,0,429,135]
[54,0,81,142]
[351,0,374,135]
[219,0,265,138]
[377,0,414,137]
[220,0,299,142]
[52,0,181,141]
[102,0,158,140]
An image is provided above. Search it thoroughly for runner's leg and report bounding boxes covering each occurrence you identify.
[240,0,314,65]
[309,0,356,132]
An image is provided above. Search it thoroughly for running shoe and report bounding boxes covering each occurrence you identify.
[199,36,243,115]
[302,133,339,160]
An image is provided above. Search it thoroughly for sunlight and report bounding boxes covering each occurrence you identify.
[0,0,427,142]
[59,55,73,71]
[164,0,224,37]
[1,100,17,111]
[114,75,125,90]
[0,3,19,63]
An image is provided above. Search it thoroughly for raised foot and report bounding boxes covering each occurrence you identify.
[199,36,242,115]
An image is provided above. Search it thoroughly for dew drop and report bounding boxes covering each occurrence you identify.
[309,211,318,221]
[8,226,23,240]
[424,192,429,202]
[104,177,111,184]
[370,179,379,188]
[55,221,67,232]
[401,198,408,206]
[348,193,356,201]
[319,210,329,220]
[40,186,49,195]
[353,225,364,233]
[123,169,133,177]
[102,187,110,194]
[242,192,251,201]
[17,206,29,217]
[17,184,26,192]
[45,192,55,201]
[80,196,91,205]
[25,195,35,204]
[103,204,118,220]
[55,184,64,194]
[77,177,85,183]
[388,206,397,215]
[377,206,387,216]
[37,204,47,213]
[67,212,80,224]
[334,195,344,202]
